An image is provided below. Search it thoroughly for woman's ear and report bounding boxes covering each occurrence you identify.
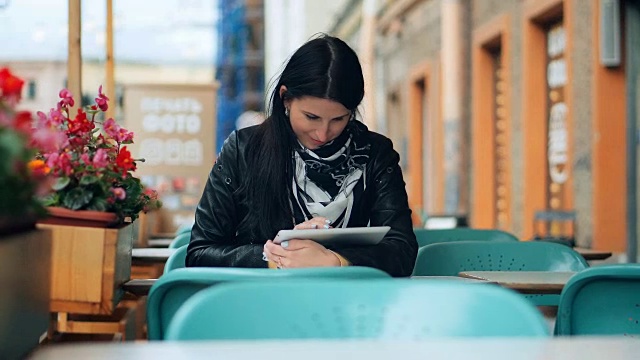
[279,85,292,110]
[279,85,288,99]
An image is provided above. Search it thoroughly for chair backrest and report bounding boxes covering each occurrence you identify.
[556,264,640,336]
[413,241,588,276]
[165,279,549,340]
[163,245,188,274]
[169,232,190,249]
[175,223,193,237]
[147,266,390,340]
[414,228,519,248]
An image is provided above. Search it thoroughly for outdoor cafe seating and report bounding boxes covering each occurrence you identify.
[164,279,550,340]
[16,228,640,358]
[146,266,390,340]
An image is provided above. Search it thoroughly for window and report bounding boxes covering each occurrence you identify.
[26,79,36,100]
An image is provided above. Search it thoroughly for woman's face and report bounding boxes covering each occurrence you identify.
[284,92,351,150]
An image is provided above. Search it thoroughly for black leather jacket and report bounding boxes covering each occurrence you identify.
[186,124,418,277]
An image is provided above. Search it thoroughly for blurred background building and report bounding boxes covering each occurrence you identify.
[329,0,639,261]
[264,0,349,90]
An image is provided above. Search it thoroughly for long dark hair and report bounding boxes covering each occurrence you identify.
[242,34,365,241]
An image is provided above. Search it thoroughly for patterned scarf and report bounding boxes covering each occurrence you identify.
[291,120,371,228]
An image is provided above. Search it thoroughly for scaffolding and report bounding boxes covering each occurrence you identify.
[216,0,265,152]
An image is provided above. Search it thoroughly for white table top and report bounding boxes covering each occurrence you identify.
[131,248,176,262]
[147,238,173,248]
[29,337,640,360]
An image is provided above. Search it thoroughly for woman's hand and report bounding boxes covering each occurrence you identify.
[263,239,340,268]
[293,216,332,230]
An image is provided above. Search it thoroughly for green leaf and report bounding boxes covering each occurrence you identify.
[86,197,108,211]
[62,188,94,210]
[52,177,71,191]
[80,175,99,185]
[40,193,60,207]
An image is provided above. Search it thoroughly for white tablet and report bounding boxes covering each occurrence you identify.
[274,226,390,246]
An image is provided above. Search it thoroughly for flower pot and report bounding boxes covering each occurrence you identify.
[40,207,120,228]
[36,221,134,315]
[0,228,51,359]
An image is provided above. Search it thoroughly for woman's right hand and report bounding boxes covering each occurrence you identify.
[293,216,333,230]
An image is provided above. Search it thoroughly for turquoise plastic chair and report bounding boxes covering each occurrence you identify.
[175,223,192,236]
[414,228,519,248]
[556,264,640,336]
[168,232,190,249]
[165,279,549,340]
[147,266,390,340]
[163,245,188,274]
[413,241,588,305]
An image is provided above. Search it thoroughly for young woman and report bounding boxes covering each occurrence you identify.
[187,35,417,277]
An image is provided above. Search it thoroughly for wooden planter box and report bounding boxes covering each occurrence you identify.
[0,228,52,359]
[37,223,134,316]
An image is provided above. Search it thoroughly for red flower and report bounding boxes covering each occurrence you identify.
[116,146,136,174]
[0,68,24,98]
[31,83,161,221]
[14,111,33,134]
[67,109,94,135]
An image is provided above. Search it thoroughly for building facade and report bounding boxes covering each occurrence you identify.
[331,0,640,258]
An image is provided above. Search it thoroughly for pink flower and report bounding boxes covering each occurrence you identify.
[103,117,119,139]
[144,188,158,200]
[110,187,126,200]
[48,108,65,126]
[80,153,90,165]
[45,152,72,176]
[0,111,11,126]
[116,128,134,143]
[44,152,59,171]
[35,109,64,128]
[45,152,73,176]
[92,148,108,168]
[102,118,133,143]
[31,127,68,153]
[58,89,75,108]
[36,111,47,123]
[95,85,109,112]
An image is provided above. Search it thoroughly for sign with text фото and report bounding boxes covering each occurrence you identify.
[124,84,217,233]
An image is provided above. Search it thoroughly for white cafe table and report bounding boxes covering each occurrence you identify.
[29,338,639,360]
[147,238,174,248]
[131,248,176,263]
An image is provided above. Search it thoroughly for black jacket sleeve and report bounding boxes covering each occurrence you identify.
[335,136,418,277]
[186,131,266,268]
